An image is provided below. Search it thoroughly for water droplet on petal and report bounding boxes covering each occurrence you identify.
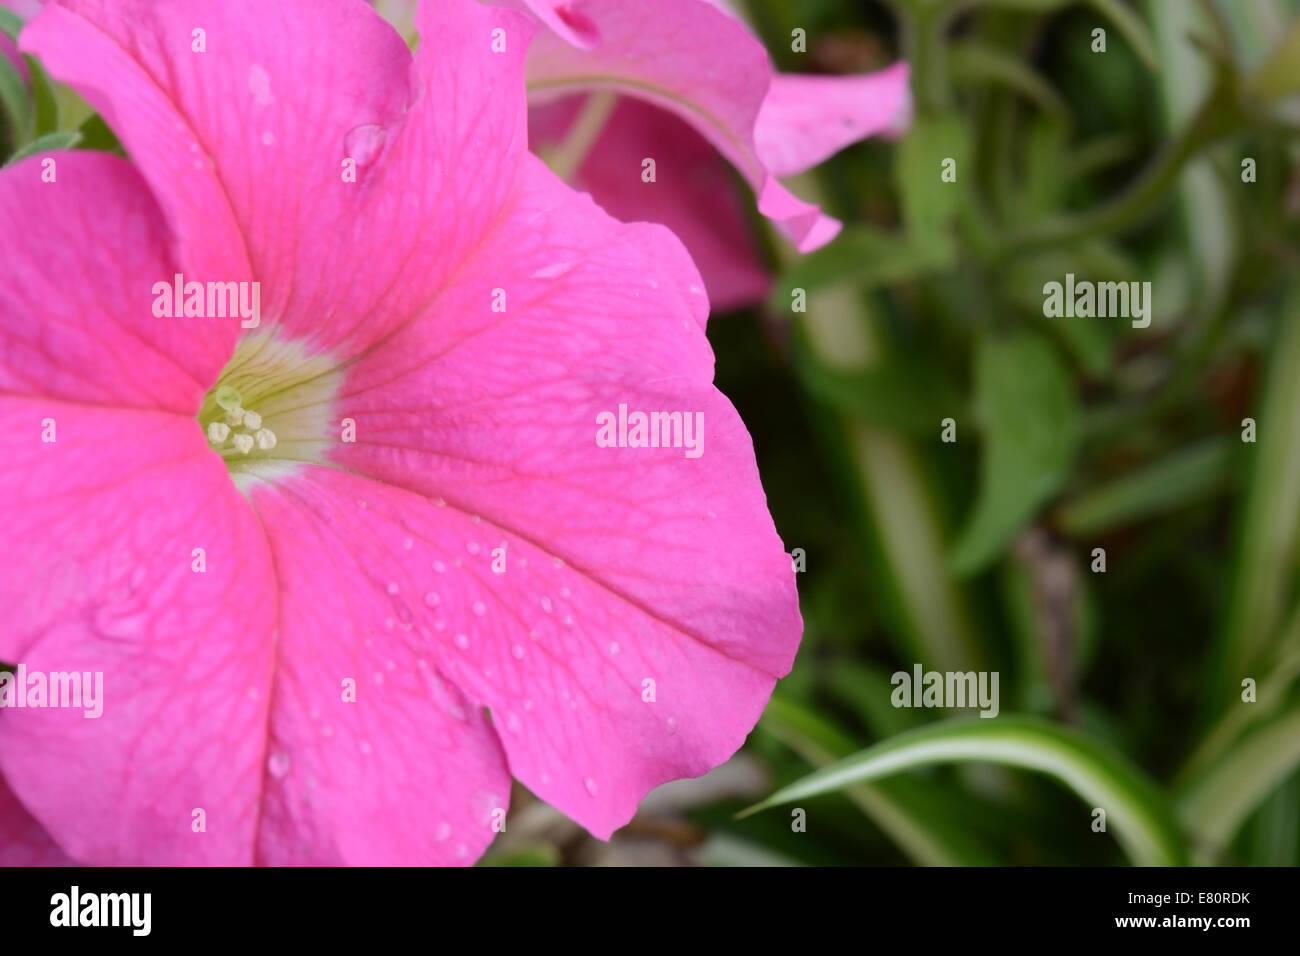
[466,541,481,555]
[511,644,525,660]
[583,776,598,796]
[423,591,440,608]
[268,751,291,779]
[666,716,678,735]
[454,633,470,649]
[608,642,620,655]
[344,123,386,167]
[387,582,400,596]
[435,822,452,842]
[472,601,486,617]
[403,537,414,551]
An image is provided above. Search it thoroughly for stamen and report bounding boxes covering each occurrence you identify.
[253,427,278,450]
[242,410,263,430]
[207,422,231,445]
[231,433,255,455]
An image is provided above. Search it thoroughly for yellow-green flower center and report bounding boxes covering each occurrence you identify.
[198,332,343,483]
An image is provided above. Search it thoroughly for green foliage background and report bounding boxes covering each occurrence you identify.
[694,0,1300,867]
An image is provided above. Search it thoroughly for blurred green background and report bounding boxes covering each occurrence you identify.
[493,0,1300,866]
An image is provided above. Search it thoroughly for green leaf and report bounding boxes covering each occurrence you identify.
[769,227,950,311]
[1057,438,1233,536]
[949,332,1080,575]
[5,128,81,165]
[1088,0,1159,71]
[948,41,1070,124]
[741,716,1188,866]
[1179,704,1300,862]
[1209,281,1300,711]
[480,843,560,867]
[0,8,22,43]
[1244,20,1300,101]
[23,53,57,137]
[77,112,124,155]
[0,47,29,148]
[759,697,1001,865]
[795,355,967,436]
[895,112,969,258]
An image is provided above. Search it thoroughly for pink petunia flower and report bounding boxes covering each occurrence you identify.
[514,0,912,309]
[0,0,800,865]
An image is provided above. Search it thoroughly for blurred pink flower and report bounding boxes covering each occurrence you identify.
[0,0,800,865]
[516,0,911,309]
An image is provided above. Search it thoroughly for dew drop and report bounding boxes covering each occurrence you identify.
[423,591,440,608]
[344,123,386,167]
[403,537,414,551]
[666,716,678,735]
[583,776,598,796]
[267,751,291,779]
[359,740,373,755]
[511,644,525,660]
[387,581,400,596]
[454,633,469,649]
[248,63,275,105]
[608,641,620,655]
[472,601,486,617]
[433,560,446,573]
[466,541,481,555]
[435,822,452,842]
[540,596,553,614]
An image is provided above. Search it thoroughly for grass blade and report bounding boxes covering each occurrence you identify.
[740,716,1188,866]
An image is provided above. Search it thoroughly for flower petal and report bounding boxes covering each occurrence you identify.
[0,774,76,866]
[521,0,839,251]
[324,156,802,836]
[755,65,912,177]
[531,96,770,310]
[239,467,514,865]
[22,0,536,358]
[0,151,234,413]
[0,401,276,865]
[518,0,599,49]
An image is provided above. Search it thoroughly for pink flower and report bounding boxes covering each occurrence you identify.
[515,0,911,308]
[0,0,801,865]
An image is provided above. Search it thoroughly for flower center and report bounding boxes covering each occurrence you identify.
[199,332,343,481]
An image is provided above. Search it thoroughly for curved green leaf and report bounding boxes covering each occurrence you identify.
[740,716,1188,866]
[760,696,1002,866]
[1179,703,1300,862]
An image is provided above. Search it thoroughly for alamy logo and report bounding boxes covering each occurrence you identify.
[596,403,704,458]
[891,664,1000,718]
[50,886,151,936]
[0,665,103,718]
[1042,273,1151,328]
[152,273,261,328]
